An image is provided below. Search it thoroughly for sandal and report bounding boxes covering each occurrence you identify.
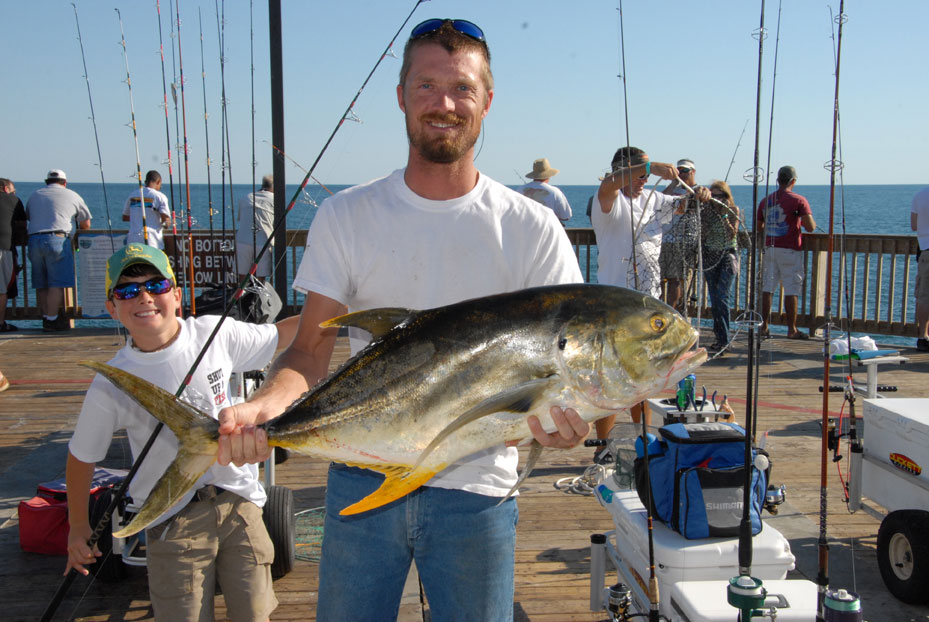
[758,327,770,339]
[0,322,17,333]
[787,331,810,340]
[0,376,9,393]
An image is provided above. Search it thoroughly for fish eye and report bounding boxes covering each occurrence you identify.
[649,314,666,332]
[558,337,567,350]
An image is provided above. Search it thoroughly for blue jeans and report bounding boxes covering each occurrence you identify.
[704,251,737,345]
[317,464,518,622]
[28,234,74,288]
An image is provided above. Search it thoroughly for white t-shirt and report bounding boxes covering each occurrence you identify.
[591,188,679,298]
[69,315,278,527]
[517,180,573,222]
[236,189,275,246]
[122,186,171,249]
[912,186,929,251]
[293,168,583,497]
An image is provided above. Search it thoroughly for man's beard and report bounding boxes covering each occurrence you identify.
[406,113,480,164]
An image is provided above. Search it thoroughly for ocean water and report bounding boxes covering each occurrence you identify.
[9,179,923,343]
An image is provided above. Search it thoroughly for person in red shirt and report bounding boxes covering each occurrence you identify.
[756,165,816,338]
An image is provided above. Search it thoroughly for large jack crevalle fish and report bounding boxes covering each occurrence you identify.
[84,284,705,537]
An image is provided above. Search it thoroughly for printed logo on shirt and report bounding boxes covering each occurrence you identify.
[764,204,789,238]
[206,368,227,406]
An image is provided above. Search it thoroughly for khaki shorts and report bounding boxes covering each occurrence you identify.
[762,247,804,297]
[146,490,277,622]
[917,252,929,302]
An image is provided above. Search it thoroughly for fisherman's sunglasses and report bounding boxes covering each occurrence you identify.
[111,278,174,301]
[410,19,485,42]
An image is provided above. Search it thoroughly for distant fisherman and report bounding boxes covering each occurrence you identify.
[25,169,91,332]
[912,184,929,351]
[218,19,588,621]
[236,174,275,282]
[122,170,171,249]
[518,157,572,223]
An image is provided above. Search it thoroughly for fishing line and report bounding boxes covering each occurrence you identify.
[155,0,185,302]
[816,3,847,616]
[175,0,198,313]
[42,6,429,618]
[198,8,215,240]
[71,3,116,254]
[169,0,191,314]
[216,0,237,293]
[615,0,638,291]
[115,8,150,247]
[249,0,258,267]
[724,119,749,185]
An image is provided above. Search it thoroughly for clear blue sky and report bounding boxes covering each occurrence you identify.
[2,1,926,188]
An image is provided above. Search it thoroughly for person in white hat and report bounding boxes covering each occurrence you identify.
[24,169,92,332]
[517,158,572,223]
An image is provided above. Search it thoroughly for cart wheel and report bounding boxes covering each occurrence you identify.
[877,510,929,603]
[87,488,128,582]
[262,485,295,579]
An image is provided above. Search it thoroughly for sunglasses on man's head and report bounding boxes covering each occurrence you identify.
[410,18,485,42]
[111,278,174,301]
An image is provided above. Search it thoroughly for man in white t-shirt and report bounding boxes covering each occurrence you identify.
[235,174,275,281]
[217,19,588,622]
[912,185,929,351]
[517,157,572,223]
[122,170,171,249]
[590,147,709,451]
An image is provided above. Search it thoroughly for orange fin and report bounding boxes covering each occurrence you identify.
[338,464,445,515]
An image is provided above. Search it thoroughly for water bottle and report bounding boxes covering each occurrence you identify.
[677,374,696,411]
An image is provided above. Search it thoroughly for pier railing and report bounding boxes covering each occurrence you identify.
[5,229,921,338]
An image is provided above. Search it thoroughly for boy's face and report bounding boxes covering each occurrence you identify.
[105,269,181,350]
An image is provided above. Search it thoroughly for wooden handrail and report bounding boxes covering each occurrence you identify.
[5,229,921,338]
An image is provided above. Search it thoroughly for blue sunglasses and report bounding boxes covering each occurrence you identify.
[111,278,174,301]
[410,19,485,42]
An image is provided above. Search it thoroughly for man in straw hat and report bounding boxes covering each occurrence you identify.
[518,157,572,223]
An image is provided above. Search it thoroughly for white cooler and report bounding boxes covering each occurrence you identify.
[670,579,819,621]
[594,475,797,617]
[861,398,929,513]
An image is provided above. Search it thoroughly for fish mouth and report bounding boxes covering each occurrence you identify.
[667,337,707,381]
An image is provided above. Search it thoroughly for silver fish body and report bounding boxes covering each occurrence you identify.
[85,284,704,537]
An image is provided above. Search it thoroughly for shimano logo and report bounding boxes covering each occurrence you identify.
[706,502,742,511]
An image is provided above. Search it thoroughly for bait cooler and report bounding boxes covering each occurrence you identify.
[590,473,814,619]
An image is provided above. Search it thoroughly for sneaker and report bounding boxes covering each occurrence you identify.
[42,318,56,333]
[917,338,929,352]
[54,315,72,331]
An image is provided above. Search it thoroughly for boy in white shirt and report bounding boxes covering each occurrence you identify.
[64,243,296,621]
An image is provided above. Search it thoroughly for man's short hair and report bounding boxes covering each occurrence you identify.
[261,174,273,190]
[777,165,797,185]
[145,170,162,186]
[611,146,646,172]
[399,20,493,92]
[0,178,10,191]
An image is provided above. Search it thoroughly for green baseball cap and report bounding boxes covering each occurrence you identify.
[106,243,177,296]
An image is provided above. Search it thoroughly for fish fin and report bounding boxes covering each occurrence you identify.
[319,307,415,340]
[497,440,544,507]
[338,464,444,516]
[113,448,216,537]
[412,378,553,471]
[80,361,220,536]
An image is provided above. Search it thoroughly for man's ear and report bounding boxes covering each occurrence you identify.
[397,84,406,113]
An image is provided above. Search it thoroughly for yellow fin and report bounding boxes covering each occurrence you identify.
[338,464,445,516]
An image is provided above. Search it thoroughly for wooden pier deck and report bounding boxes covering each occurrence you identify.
[1,325,928,621]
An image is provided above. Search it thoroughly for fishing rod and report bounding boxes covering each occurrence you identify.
[724,119,749,185]
[155,0,185,305]
[249,0,258,270]
[168,0,192,315]
[728,0,768,617]
[198,8,215,241]
[41,5,427,618]
[216,0,236,292]
[71,3,116,254]
[615,0,639,292]
[816,2,847,619]
[175,0,197,314]
[115,8,150,247]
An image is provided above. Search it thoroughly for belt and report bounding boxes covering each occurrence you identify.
[31,231,68,237]
[191,484,227,503]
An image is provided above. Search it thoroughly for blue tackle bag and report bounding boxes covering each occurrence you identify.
[634,422,768,539]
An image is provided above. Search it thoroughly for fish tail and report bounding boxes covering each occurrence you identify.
[80,361,220,537]
[338,464,446,516]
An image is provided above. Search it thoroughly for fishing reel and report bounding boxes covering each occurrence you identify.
[764,484,786,515]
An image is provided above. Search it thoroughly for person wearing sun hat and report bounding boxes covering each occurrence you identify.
[517,157,573,223]
[24,169,92,332]
[64,241,298,620]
